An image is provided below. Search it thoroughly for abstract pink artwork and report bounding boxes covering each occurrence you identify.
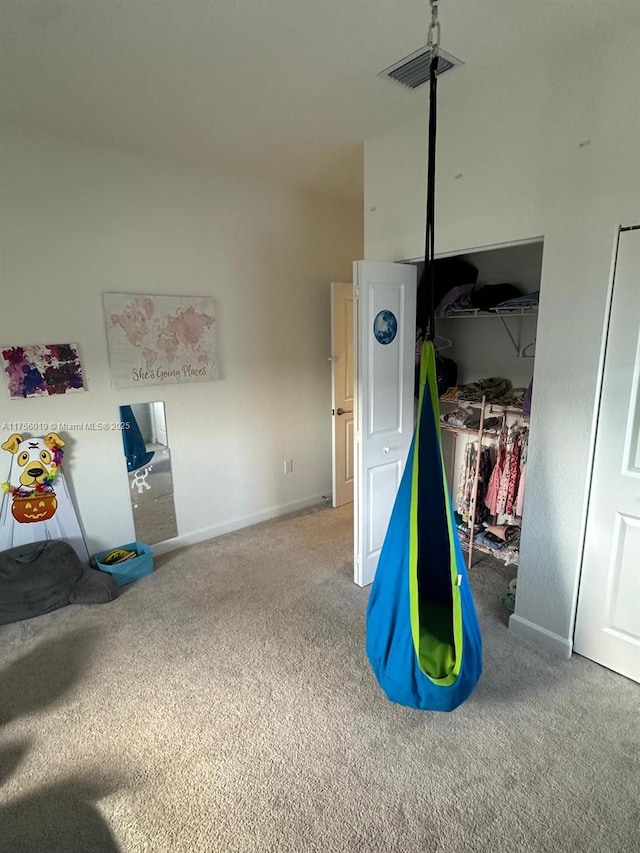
[1,344,85,398]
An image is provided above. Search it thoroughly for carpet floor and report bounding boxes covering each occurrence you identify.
[0,503,638,852]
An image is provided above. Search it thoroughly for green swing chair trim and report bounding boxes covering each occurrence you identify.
[408,339,463,685]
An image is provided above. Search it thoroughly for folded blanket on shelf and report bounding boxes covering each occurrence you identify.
[504,387,526,408]
[440,408,502,431]
[475,531,509,551]
[456,377,512,402]
[441,386,460,401]
[483,523,521,542]
[441,408,475,428]
[443,379,526,408]
[465,416,502,432]
[471,283,523,311]
[492,291,539,310]
[435,283,475,318]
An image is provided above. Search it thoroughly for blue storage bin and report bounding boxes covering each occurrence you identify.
[93,541,154,587]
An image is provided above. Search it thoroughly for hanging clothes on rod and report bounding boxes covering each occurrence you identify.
[515,429,529,518]
[457,441,492,525]
[495,424,528,518]
[484,420,507,516]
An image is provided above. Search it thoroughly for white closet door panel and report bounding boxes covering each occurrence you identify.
[574,227,640,682]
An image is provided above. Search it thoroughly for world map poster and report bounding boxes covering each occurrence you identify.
[103,293,219,389]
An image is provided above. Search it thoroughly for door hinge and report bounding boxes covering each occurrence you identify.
[355,285,360,298]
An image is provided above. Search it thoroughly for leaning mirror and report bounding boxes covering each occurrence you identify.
[118,402,178,545]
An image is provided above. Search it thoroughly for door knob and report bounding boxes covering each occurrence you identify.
[336,408,352,416]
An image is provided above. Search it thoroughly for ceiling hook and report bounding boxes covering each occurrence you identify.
[427,0,442,55]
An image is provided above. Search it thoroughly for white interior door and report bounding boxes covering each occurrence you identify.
[574,227,640,682]
[331,282,355,507]
[152,401,168,446]
[354,261,417,587]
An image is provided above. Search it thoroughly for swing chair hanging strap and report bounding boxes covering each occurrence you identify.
[424,0,440,342]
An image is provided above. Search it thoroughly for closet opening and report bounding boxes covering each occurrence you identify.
[409,237,543,612]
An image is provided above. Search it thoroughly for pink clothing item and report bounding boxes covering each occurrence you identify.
[496,449,511,516]
[484,444,505,515]
[515,462,527,517]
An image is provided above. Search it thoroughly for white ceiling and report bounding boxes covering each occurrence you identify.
[0,1,636,201]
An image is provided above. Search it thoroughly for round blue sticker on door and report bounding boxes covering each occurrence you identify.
[373,310,398,345]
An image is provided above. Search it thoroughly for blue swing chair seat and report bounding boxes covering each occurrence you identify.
[366,340,483,712]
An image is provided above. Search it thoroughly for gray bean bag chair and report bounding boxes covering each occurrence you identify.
[0,540,118,626]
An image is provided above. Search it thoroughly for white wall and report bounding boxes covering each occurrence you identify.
[0,123,363,554]
[364,23,640,651]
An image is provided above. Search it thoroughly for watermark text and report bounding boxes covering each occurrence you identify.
[2,421,130,432]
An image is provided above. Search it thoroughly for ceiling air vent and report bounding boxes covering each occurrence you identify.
[380,45,462,90]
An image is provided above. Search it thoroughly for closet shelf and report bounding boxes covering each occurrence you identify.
[443,307,538,318]
[440,397,527,416]
[457,532,520,563]
[469,542,519,565]
[441,306,537,358]
[441,423,500,438]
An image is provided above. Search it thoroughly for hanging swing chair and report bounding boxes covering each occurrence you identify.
[366,1,483,712]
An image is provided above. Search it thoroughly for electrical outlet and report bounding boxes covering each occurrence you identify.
[284,459,294,474]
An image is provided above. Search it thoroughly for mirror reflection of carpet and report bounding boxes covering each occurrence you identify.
[128,447,178,544]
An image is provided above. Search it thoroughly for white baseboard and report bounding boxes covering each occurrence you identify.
[151,493,327,556]
[509,614,573,659]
